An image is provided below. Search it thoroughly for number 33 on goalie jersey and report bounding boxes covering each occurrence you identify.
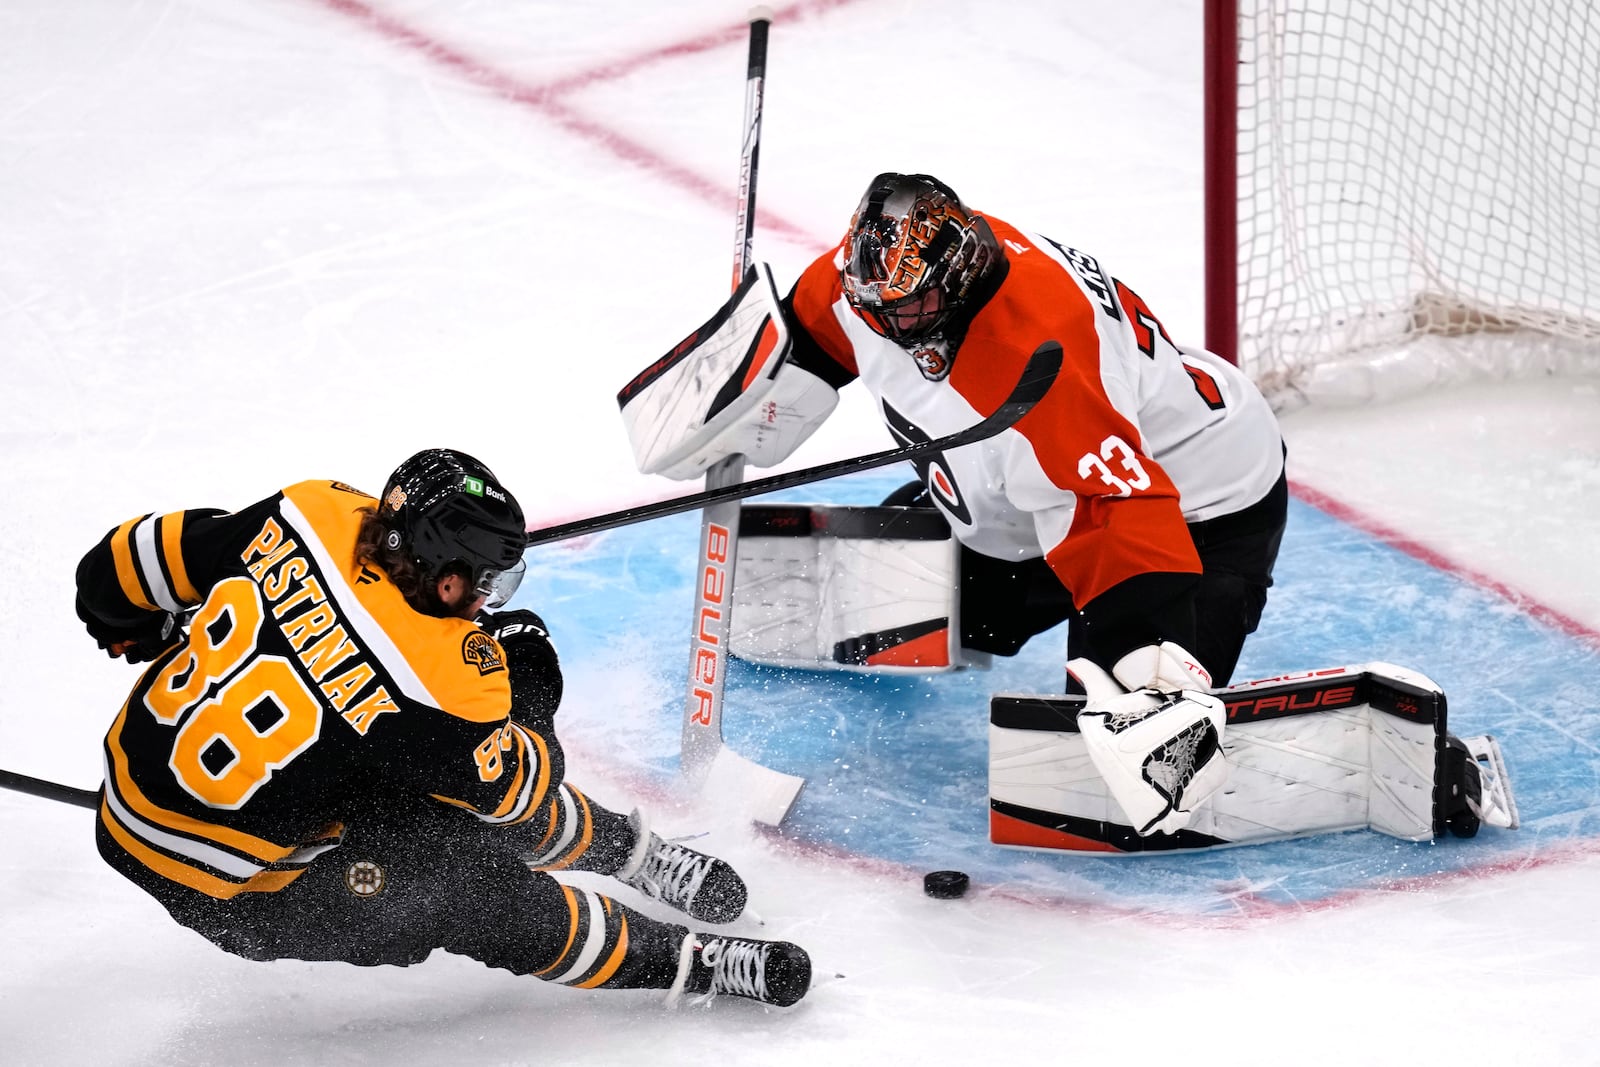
[785,217,1284,608]
[80,480,551,900]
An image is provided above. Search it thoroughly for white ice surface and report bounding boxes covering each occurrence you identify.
[3,2,1599,1064]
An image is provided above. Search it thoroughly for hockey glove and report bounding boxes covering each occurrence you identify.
[1070,641,1229,837]
[75,595,185,664]
[479,609,564,722]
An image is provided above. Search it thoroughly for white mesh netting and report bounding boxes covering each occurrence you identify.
[1236,0,1600,406]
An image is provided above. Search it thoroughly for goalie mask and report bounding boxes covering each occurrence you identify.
[840,173,1002,352]
[378,449,527,608]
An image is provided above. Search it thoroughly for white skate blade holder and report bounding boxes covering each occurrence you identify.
[1461,733,1519,830]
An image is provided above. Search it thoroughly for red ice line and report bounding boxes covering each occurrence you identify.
[313,0,854,248]
[1290,480,1600,650]
[753,821,1600,928]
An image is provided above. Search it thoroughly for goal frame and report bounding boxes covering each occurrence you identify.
[1204,0,1239,367]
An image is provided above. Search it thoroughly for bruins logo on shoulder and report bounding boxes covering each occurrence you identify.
[329,480,369,496]
[462,630,506,675]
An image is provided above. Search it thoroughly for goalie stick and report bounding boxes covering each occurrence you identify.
[666,7,792,825]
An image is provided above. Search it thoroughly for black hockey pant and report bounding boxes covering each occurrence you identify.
[96,801,689,991]
[958,468,1288,687]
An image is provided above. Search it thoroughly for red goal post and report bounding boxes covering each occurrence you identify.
[1206,0,1600,406]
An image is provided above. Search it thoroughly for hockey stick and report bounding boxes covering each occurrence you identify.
[667,7,798,825]
[525,339,1063,548]
[0,767,98,810]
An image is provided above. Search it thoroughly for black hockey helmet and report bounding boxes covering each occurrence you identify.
[840,172,1002,343]
[378,448,527,608]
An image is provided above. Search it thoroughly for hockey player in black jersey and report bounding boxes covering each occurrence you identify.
[77,447,810,1007]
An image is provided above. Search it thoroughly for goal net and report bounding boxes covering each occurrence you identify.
[1220,0,1600,406]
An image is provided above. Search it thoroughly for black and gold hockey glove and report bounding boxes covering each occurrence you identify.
[479,609,564,725]
[75,595,185,665]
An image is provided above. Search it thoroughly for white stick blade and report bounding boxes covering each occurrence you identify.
[698,745,805,827]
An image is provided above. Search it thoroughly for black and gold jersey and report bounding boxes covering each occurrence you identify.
[81,480,551,899]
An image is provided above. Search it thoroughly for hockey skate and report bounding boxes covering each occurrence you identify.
[618,810,748,924]
[668,934,812,1008]
[1439,734,1519,838]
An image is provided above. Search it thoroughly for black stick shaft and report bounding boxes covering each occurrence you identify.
[0,768,99,810]
[731,12,768,289]
[525,340,1063,547]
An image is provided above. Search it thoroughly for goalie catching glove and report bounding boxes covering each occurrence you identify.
[1069,642,1229,836]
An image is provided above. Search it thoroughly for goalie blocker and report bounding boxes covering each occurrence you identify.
[618,263,837,481]
[989,663,1518,853]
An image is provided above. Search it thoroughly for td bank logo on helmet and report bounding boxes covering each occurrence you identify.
[462,476,508,503]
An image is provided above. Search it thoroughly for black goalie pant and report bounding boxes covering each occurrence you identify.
[959,469,1288,687]
[95,802,689,991]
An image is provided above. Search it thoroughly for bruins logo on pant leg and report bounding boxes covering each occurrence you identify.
[344,859,387,898]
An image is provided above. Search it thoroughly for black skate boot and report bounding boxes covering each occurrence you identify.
[1439,735,1484,838]
[618,810,748,924]
[668,933,812,1008]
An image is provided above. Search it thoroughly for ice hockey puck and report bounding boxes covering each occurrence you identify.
[923,870,970,899]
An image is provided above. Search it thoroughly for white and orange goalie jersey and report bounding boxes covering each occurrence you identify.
[780,218,1284,656]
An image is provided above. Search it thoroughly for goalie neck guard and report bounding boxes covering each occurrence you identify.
[378,449,527,608]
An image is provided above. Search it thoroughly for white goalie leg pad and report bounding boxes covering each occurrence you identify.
[989,663,1516,852]
[618,263,838,480]
[1070,653,1229,836]
[731,504,971,672]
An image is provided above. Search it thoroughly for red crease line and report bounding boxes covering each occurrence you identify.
[1290,479,1600,650]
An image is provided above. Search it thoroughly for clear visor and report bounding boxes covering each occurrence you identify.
[475,557,527,609]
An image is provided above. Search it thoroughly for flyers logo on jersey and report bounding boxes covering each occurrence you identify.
[882,401,973,526]
[461,631,506,675]
[911,342,953,381]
